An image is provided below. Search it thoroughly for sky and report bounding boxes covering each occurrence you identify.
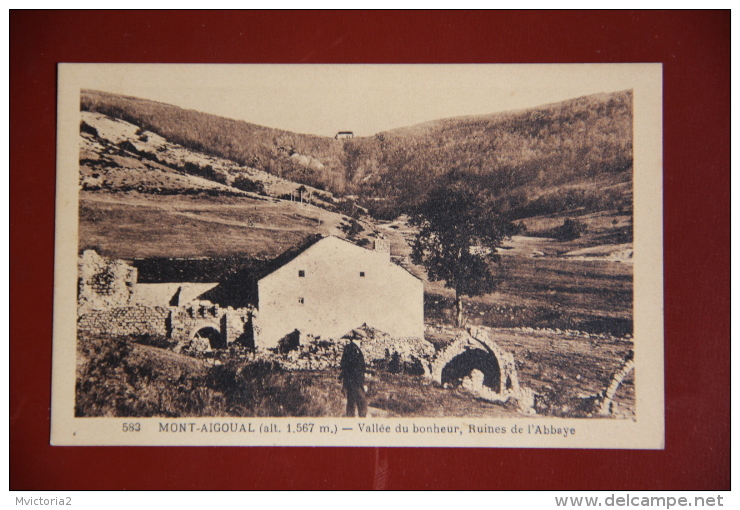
[73,64,650,138]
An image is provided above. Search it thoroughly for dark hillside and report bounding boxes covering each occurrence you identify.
[347,91,633,219]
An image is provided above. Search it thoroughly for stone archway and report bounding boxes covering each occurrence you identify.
[431,327,534,413]
[190,323,224,350]
[441,348,501,393]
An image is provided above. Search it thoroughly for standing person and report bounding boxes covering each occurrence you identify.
[339,338,367,417]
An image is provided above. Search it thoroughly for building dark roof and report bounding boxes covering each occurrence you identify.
[133,257,261,284]
[258,233,324,277]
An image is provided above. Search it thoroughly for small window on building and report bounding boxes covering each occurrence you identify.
[360,271,365,277]
[298,270,305,277]
[298,297,304,304]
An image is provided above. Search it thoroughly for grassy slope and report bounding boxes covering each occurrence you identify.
[422,257,632,337]
[80,192,359,259]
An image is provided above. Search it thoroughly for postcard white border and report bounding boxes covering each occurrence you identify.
[51,64,663,448]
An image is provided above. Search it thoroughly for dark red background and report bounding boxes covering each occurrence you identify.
[10,11,730,490]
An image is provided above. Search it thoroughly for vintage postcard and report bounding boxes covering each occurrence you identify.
[51,64,663,447]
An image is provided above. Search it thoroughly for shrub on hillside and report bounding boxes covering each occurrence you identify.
[80,121,99,137]
[363,198,405,221]
[232,175,266,195]
[552,218,588,241]
[181,162,227,185]
[340,219,364,238]
[334,198,362,219]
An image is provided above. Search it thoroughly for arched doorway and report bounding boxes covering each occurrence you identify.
[441,348,501,393]
[193,326,224,350]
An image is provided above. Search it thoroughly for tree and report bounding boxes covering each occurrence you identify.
[232,175,266,195]
[410,176,511,327]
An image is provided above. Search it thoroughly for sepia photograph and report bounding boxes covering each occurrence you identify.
[51,64,663,447]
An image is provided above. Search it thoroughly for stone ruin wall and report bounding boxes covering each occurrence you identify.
[168,303,255,350]
[77,250,255,350]
[257,325,435,373]
[78,250,137,314]
[347,325,434,364]
[78,305,170,337]
[270,326,536,415]
[77,300,255,348]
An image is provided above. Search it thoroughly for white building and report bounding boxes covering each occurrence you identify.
[256,236,424,348]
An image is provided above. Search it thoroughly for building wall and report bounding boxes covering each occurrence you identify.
[256,237,424,348]
[133,282,219,307]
